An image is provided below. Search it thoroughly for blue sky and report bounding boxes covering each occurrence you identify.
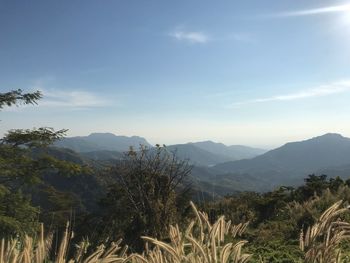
[1,0,350,148]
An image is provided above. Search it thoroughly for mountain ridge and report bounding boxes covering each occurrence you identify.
[189,140,266,160]
[210,133,350,191]
[48,132,350,197]
[55,132,152,152]
[55,133,266,166]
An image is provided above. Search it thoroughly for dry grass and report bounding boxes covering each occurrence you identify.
[0,201,250,263]
[0,224,53,263]
[136,201,251,263]
[1,201,350,263]
[300,200,350,263]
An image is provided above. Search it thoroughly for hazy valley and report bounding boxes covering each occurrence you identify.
[50,132,350,197]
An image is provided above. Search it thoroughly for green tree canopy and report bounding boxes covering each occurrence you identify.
[0,89,84,237]
[0,89,42,109]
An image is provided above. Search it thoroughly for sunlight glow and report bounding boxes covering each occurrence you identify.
[338,4,350,26]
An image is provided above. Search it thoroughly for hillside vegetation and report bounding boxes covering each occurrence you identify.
[3,89,350,262]
[1,199,350,263]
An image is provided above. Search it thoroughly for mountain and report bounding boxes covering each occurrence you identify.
[190,141,266,160]
[75,141,265,167]
[54,133,266,166]
[81,150,124,161]
[52,132,350,193]
[55,133,152,152]
[29,147,112,212]
[166,144,233,166]
[212,133,350,190]
[317,164,350,180]
[164,141,265,167]
[190,166,256,196]
[35,133,350,204]
[55,138,234,166]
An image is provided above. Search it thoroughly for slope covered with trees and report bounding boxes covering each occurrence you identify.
[3,89,350,262]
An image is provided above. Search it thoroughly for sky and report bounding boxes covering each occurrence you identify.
[1,0,350,148]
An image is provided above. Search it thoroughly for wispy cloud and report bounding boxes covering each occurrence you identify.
[168,25,256,44]
[169,28,210,44]
[28,77,112,109]
[228,80,350,108]
[270,4,350,18]
[39,88,110,109]
[2,86,111,112]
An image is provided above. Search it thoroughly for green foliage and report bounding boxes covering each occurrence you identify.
[248,240,302,263]
[3,89,350,261]
[0,89,42,109]
[0,89,87,237]
[294,174,329,200]
[0,185,39,237]
[3,127,67,148]
[204,174,350,262]
[2,200,350,263]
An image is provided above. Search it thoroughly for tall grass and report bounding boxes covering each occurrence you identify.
[300,200,350,263]
[1,201,350,263]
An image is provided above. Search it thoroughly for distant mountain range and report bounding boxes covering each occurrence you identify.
[208,133,350,191]
[53,132,350,195]
[166,143,265,166]
[55,133,152,152]
[190,141,265,160]
[55,133,266,166]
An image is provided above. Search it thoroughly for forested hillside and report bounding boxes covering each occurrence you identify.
[2,89,350,262]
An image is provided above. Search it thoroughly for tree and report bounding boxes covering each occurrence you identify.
[0,89,42,109]
[0,89,84,237]
[290,174,329,201]
[0,184,39,237]
[93,145,192,250]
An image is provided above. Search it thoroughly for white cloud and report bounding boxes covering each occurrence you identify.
[2,87,111,112]
[38,88,110,108]
[169,29,209,44]
[168,26,255,44]
[228,80,350,108]
[271,4,350,17]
